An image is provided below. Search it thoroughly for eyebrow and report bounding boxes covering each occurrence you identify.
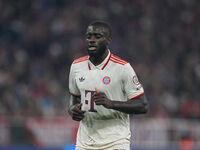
[86,32,104,36]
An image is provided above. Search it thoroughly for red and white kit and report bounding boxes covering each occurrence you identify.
[69,50,144,150]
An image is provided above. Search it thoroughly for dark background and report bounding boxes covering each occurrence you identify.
[0,0,199,149]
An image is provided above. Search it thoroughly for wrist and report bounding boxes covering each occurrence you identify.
[108,100,114,109]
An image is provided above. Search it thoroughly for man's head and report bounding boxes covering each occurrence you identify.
[86,21,112,57]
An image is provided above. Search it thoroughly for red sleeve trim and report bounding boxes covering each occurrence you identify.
[128,92,144,100]
[69,92,81,97]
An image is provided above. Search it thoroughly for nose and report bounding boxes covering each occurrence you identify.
[88,36,96,43]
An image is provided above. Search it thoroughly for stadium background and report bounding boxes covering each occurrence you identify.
[0,0,199,150]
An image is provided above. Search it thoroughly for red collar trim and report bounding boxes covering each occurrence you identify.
[101,52,111,70]
[88,62,91,70]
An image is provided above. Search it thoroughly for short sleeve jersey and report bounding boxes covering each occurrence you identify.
[69,51,144,149]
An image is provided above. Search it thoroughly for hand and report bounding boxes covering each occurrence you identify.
[68,103,86,121]
[93,88,113,109]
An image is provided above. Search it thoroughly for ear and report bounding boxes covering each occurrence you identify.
[106,37,112,45]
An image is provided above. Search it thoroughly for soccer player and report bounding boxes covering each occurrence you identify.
[68,21,148,150]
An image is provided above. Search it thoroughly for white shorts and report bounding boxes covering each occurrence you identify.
[76,143,130,150]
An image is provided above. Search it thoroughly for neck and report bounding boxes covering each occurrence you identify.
[89,49,109,66]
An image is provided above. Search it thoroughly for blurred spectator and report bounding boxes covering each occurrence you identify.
[179,93,200,119]
[179,133,195,150]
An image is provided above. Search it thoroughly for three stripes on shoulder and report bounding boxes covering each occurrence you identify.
[73,54,128,65]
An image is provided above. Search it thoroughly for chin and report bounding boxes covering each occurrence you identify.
[88,50,98,57]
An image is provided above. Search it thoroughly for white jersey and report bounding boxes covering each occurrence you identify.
[69,51,144,149]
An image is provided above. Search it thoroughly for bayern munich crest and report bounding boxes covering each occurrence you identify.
[103,76,111,85]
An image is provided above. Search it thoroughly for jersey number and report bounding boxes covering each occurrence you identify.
[85,90,97,112]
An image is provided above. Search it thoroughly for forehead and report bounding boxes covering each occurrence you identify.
[86,26,107,34]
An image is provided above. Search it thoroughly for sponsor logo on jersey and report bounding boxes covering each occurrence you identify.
[102,76,111,85]
[79,77,85,82]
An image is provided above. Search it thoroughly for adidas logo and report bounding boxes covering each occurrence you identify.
[79,77,85,82]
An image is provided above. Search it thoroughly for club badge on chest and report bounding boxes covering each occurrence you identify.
[102,76,111,85]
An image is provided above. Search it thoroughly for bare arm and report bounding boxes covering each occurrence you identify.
[68,95,85,121]
[93,90,148,114]
[110,94,148,114]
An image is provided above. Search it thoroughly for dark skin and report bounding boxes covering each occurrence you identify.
[68,25,148,121]
[86,25,111,65]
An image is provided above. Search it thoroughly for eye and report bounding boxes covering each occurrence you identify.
[95,34,102,39]
[86,34,91,39]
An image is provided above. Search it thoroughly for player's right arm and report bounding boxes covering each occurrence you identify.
[68,63,85,121]
[68,95,85,121]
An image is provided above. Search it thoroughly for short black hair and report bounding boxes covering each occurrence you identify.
[89,20,112,38]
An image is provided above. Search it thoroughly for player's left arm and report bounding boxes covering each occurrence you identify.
[93,89,148,114]
[93,63,149,114]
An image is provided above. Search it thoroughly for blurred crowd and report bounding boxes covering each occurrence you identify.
[0,0,200,120]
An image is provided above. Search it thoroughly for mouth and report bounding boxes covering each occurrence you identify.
[88,45,97,51]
